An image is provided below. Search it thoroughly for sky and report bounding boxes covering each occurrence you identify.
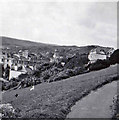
[0,0,117,48]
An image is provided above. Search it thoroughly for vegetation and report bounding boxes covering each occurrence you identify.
[1,37,119,119]
[2,65,119,119]
[109,49,119,65]
[116,95,119,119]
[0,103,21,118]
[88,59,110,71]
[88,49,119,71]
[2,46,119,91]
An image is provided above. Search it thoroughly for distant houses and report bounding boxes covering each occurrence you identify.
[0,49,38,73]
[0,53,13,68]
[0,49,39,80]
[49,50,68,67]
[0,46,115,80]
[88,47,114,64]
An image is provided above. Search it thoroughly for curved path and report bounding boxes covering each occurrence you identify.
[67,81,117,118]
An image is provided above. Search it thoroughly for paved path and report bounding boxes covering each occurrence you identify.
[67,81,117,118]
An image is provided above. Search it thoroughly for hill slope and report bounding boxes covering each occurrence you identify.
[2,36,51,47]
[1,36,113,55]
[2,64,119,118]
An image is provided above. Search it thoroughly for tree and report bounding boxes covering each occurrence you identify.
[109,49,119,64]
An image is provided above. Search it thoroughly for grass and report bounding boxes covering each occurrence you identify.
[2,64,119,119]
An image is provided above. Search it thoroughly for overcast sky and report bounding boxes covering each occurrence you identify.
[1,0,117,48]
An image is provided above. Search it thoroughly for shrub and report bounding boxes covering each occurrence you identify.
[89,59,110,71]
[33,70,41,77]
[0,103,21,118]
[109,49,119,64]
[64,54,89,69]
[17,73,28,80]
[73,67,86,75]
[52,71,69,82]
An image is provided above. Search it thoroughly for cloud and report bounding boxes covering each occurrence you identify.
[1,1,117,48]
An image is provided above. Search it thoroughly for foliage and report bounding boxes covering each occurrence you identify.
[89,59,110,71]
[0,103,21,118]
[109,49,119,64]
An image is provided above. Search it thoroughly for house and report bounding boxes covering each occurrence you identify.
[88,47,115,64]
[88,48,107,64]
[22,50,28,58]
[0,53,13,68]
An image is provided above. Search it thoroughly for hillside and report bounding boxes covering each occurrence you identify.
[1,36,118,118]
[1,36,112,55]
[2,36,51,47]
[2,64,119,118]
[1,36,115,90]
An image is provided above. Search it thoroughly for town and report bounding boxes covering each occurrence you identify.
[0,44,115,82]
[1,1,118,119]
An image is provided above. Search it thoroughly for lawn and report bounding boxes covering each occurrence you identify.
[2,64,119,119]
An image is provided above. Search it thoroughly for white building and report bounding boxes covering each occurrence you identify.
[88,48,107,64]
[88,48,115,64]
[22,50,28,58]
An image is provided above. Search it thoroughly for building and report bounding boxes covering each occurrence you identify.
[22,50,29,58]
[88,47,115,64]
[0,53,13,68]
[88,48,107,64]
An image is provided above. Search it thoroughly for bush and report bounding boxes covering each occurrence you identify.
[51,71,69,82]
[64,54,89,69]
[109,49,119,64]
[89,59,110,71]
[17,73,28,80]
[73,67,86,75]
[50,67,86,82]
[0,103,21,118]
[33,70,41,77]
